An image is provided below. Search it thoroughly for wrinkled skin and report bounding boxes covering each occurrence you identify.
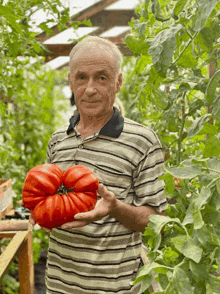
[22,164,99,229]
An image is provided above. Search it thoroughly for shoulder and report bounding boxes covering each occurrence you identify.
[48,125,69,144]
[123,117,161,146]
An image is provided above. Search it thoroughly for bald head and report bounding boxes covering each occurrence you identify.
[69,36,123,74]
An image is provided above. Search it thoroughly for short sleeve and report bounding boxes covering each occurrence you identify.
[46,137,53,164]
[132,139,167,213]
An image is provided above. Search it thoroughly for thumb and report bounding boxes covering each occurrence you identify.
[97,184,106,195]
[97,184,111,199]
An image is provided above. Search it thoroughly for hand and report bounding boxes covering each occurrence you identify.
[18,200,52,233]
[60,184,118,229]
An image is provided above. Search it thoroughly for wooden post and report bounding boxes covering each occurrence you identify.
[0,221,34,294]
[18,227,34,294]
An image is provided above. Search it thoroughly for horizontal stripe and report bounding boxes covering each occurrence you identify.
[47,262,140,280]
[50,236,142,253]
[46,275,139,294]
[48,248,141,267]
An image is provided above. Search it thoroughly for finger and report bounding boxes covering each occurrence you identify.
[29,213,36,225]
[74,205,107,221]
[43,227,52,233]
[18,200,24,206]
[61,220,88,229]
[74,210,95,221]
[98,184,114,199]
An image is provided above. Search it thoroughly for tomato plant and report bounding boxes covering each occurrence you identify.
[119,0,220,293]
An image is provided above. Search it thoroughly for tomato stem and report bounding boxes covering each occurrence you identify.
[56,183,75,195]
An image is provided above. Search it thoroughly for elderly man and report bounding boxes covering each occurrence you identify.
[41,36,167,294]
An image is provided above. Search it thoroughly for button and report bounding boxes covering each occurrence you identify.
[78,144,83,149]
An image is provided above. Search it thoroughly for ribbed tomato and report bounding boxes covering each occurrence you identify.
[22,164,99,229]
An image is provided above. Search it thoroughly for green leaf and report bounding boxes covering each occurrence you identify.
[182,209,194,226]
[206,274,220,293]
[132,262,156,284]
[151,0,170,22]
[0,4,24,36]
[195,27,214,52]
[176,44,198,68]
[38,22,54,36]
[165,165,203,179]
[173,0,188,18]
[193,0,219,32]
[194,225,220,248]
[193,210,205,230]
[138,271,153,293]
[148,24,183,77]
[124,35,150,55]
[191,186,212,213]
[151,89,168,109]
[173,266,193,294]
[186,114,212,138]
[216,179,220,194]
[135,55,151,74]
[171,235,203,263]
[205,69,220,105]
[81,19,92,27]
[197,122,219,136]
[203,135,220,158]
[148,215,181,233]
[189,260,209,281]
[160,173,175,194]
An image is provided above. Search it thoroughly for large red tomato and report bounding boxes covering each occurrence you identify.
[22,164,99,229]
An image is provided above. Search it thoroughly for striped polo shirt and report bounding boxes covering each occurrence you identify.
[45,107,167,294]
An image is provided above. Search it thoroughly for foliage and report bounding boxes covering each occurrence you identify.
[0,0,85,292]
[119,0,220,293]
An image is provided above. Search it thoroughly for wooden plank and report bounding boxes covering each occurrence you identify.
[18,229,34,294]
[44,41,133,63]
[84,9,135,27]
[0,203,13,221]
[0,220,29,232]
[37,0,120,43]
[0,231,29,279]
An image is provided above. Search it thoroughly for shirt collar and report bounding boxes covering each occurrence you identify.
[67,107,124,138]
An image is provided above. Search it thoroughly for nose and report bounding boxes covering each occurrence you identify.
[85,78,97,96]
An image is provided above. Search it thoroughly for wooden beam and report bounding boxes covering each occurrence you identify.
[43,33,133,63]
[18,229,34,294]
[37,0,120,43]
[82,9,135,27]
[0,231,29,278]
[0,220,29,232]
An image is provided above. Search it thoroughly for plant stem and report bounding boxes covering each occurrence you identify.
[207,176,220,188]
[172,32,198,65]
[177,92,187,165]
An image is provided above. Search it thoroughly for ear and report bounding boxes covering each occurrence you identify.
[116,73,123,93]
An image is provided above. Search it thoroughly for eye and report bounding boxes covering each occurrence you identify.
[99,76,106,81]
[78,75,85,80]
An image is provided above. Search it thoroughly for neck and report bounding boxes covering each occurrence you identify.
[77,110,113,139]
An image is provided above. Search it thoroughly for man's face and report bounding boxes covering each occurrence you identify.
[68,46,122,119]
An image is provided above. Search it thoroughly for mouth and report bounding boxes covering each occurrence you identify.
[83,100,100,104]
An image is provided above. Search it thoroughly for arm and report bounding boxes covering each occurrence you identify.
[61,184,165,233]
[109,198,165,233]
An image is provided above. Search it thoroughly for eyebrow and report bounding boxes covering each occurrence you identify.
[76,70,108,76]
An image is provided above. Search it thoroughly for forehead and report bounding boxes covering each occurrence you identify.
[70,46,117,74]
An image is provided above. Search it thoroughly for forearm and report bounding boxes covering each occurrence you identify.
[109,199,165,233]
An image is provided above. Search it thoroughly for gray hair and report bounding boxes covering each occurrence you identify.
[69,36,123,73]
